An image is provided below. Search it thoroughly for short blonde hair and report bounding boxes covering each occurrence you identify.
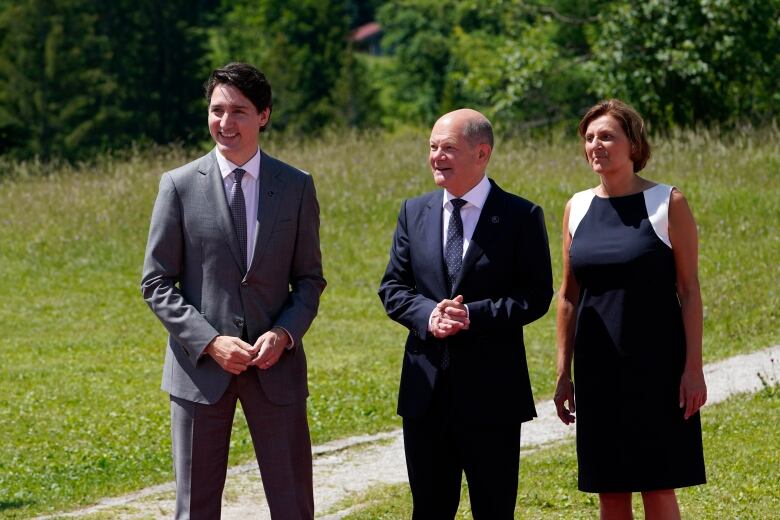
[578,99,651,173]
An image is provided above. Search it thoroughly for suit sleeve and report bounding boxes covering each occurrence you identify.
[273,174,326,346]
[466,203,553,333]
[378,200,438,338]
[140,173,219,364]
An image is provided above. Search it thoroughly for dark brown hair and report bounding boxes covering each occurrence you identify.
[578,99,651,173]
[204,63,272,132]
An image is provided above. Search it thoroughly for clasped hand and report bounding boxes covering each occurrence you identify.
[205,328,290,375]
[431,295,470,339]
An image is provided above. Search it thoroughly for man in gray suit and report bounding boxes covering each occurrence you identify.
[141,63,325,519]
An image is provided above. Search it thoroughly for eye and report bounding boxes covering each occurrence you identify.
[585,135,594,142]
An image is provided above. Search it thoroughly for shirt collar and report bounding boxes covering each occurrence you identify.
[442,174,491,209]
[215,148,261,181]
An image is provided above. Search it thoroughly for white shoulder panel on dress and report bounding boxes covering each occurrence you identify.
[643,184,674,248]
[568,189,596,237]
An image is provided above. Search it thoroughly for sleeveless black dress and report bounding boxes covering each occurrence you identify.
[568,184,705,493]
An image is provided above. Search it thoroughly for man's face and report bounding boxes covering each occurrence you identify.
[208,83,270,165]
[429,116,483,196]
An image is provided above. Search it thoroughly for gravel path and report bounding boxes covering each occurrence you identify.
[39,344,779,519]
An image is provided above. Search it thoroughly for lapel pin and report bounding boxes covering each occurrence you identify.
[491,216,499,224]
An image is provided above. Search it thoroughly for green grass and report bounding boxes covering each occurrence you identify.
[0,128,778,517]
[338,384,780,519]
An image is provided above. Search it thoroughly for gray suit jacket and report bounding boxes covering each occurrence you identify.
[141,149,326,405]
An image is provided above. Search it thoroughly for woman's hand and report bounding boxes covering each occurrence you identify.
[679,367,707,420]
[554,376,576,425]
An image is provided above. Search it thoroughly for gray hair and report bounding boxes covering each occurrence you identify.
[463,117,494,149]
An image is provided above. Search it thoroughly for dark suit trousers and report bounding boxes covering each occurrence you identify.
[170,367,313,520]
[402,371,522,520]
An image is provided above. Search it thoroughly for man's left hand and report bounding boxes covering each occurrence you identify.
[250,328,291,370]
[431,295,469,338]
[438,295,469,329]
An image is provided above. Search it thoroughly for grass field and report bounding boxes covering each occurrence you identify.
[337,384,780,519]
[0,128,778,517]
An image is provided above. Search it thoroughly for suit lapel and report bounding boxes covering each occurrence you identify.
[452,180,503,294]
[201,151,245,272]
[421,192,449,298]
[246,151,285,276]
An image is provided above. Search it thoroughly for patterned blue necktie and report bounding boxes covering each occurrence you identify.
[444,198,467,292]
[229,168,247,271]
[440,198,466,370]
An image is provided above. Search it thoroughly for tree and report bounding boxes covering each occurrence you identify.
[448,0,596,130]
[0,0,117,159]
[376,0,460,125]
[95,0,215,146]
[209,0,374,133]
[0,0,215,160]
[376,0,601,129]
[585,0,780,127]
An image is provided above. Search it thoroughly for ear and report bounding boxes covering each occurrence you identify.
[257,106,271,127]
[477,143,492,163]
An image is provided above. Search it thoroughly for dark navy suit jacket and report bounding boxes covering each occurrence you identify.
[378,179,553,425]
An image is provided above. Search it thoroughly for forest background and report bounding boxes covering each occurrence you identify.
[1,0,779,162]
[1,0,779,518]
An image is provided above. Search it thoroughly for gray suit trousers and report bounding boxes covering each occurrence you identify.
[170,367,313,520]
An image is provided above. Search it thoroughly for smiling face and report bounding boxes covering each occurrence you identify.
[583,115,635,177]
[429,111,490,196]
[208,83,270,165]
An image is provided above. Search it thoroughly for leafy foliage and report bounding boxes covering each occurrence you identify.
[0,0,778,157]
[586,0,780,128]
[0,0,116,158]
[94,0,214,145]
[376,0,601,128]
[0,0,213,160]
[375,0,780,130]
[208,0,377,132]
[376,0,460,124]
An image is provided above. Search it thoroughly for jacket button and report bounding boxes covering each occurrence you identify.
[234,318,244,327]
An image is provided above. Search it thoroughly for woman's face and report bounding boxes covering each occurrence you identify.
[583,115,634,176]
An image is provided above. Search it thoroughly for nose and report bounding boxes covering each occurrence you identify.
[432,148,446,161]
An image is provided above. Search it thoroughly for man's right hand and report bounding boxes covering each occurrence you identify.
[430,295,470,339]
[205,336,258,375]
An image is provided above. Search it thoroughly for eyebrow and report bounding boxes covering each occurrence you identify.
[210,102,251,110]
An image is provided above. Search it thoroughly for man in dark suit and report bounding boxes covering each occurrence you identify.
[378,108,553,519]
[141,63,325,519]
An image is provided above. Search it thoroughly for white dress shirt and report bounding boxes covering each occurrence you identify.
[441,174,491,257]
[214,148,294,349]
[215,148,261,269]
[429,174,492,332]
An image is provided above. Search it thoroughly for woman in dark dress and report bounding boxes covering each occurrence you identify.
[554,99,707,520]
